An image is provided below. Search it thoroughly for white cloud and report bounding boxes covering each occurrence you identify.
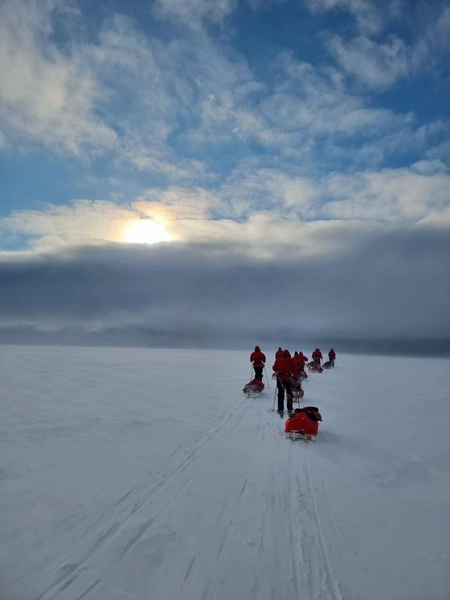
[320,168,450,223]
[0,0,117,157]
[327,35,410,89]
[135,188,221,220]
[0,200,138,250]
[128,153,208,181]
[417,6,450,77]
[428,6,450,53]
[1,0,448,194]
[418,206,450,228]
[3,160,449,255]
[320,3,450,89]
[224,52,420,172]
[152,0,237,25]
[411,159,448,176]
[305,0,385,34]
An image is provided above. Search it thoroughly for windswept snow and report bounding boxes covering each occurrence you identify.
[0,345,449,600]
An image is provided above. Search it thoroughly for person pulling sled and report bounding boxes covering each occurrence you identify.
[250,345,266,381]
[312,348,323,366]
[328,348,336,367]
[272,349,293,416]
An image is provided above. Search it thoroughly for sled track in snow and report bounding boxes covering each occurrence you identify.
[304,445,345,600]
[34,397,255,600]
[287,444,303,599]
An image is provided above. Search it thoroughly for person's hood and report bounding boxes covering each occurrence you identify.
[255,346,260,352]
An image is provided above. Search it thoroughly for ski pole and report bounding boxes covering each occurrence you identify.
[264,365,270,388]
[272,383,277,411]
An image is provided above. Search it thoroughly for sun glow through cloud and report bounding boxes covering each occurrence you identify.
[125,220,171,244]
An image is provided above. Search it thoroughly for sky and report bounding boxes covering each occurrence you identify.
[0,0,449,354]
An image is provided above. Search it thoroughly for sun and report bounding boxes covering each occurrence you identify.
[125,220,171,244]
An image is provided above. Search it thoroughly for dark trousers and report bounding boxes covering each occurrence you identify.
[330,358,335,367]
[254,366,263,381]
[314,358,321,365]
[277,379,292,412]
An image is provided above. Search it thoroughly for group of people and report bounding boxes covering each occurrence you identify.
[312,347,336,368]
[249,345,336,416]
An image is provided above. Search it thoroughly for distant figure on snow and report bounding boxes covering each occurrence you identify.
[312,348,323,366]
[250,346,266,381]
[328,348,336,367]
[272,350,293,415]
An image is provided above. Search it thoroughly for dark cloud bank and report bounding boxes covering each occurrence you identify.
[1,229,449,357]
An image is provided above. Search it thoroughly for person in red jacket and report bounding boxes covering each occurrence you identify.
[285,407,322,436]
[272,350,293,415]
[312,348,323,366]
[296,352,308,379]
[292,351,307,379]
[292,352,301,379]
[275,347,283,359]
[328,348,336,367]
[250,346,266,381]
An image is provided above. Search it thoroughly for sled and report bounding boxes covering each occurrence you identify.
[292,380,304,403]
[243,379,265,398]
[292,390,304,403]
[244,389,262,399]
[285,430,317,442]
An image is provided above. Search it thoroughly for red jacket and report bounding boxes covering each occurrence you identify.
[292,354,304,377]
[250,346,266,367]
[312,349,322,360]
[328,349,336,359]
[275,348,283,359]
[272,351,293,382]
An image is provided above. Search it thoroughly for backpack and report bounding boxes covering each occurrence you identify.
[298,406,322,422]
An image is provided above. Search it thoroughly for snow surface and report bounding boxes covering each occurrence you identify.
[0,345,449,600]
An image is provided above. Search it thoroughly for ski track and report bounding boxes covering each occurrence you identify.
[287,445,302,599]
[304,445,345,600]
[3,349,449,600]
[31,395,256,600]
[6,366,345,600]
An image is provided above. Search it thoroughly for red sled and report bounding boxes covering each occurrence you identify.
[285,408,321,437]
[307,361,323,373]
[243,379,265,398]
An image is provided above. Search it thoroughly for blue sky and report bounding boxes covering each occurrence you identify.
[0,0,449,352]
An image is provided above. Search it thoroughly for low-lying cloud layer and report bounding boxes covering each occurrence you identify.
[1,227,449,355]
